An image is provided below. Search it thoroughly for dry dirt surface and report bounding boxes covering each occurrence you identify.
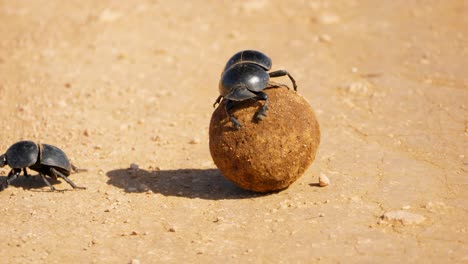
[0,1,467,263]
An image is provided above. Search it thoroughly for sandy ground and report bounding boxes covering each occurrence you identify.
[0,1,467,263]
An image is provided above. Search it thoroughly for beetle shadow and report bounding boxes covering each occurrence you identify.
[106,168,270,200]
[0,174,61,191]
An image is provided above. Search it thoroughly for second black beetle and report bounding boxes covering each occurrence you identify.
[214,50,297,128]
[0,140,86,191]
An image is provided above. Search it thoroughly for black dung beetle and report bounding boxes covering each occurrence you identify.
[0,140,86,191]
[213,50,297,128]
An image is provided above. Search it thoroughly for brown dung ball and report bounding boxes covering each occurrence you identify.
[209,86,321,192]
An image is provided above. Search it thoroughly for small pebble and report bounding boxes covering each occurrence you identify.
[189,138,200,144]
[130,163,139,178]
[318,34,332,43]
[99,9,121,22]
[130,259,140,264]
[168,226,176,232]
[127,187,137,192]
[130,163,139,170]
[138,184,149,192]
[318,173,330,187]
[382,210,426,225]
[313,12,341,24]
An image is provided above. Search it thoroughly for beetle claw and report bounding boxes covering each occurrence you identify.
[230,117,242,129]
[255,112,267,121]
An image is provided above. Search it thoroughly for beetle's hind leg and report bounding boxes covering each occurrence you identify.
[39,173,56,191]
[51,168,86,190]
[269,70,297,91]
[225,100,242,129]
[70,164,87,174]
[254,91,269,121]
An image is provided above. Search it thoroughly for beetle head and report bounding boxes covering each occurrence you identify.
[0,154,6,167]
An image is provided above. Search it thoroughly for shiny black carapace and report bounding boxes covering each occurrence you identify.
[214,50,297,128]
[0,140,86,191]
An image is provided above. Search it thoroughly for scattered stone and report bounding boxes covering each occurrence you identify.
[130,163,139,170]
[130,259,140,264]
[189,138,200,144]
[423,201,447,212]
[382,210,426,225]
[313,13,341,24]
[138,184,149,192]
[242,0,268,12]
[342,81,370,95]
[168,226,176,232]
[213,217,224,223]
[99,9,121,22]
[318,34,332,43]
[127,187,137,192]
[318,173,330,187]
[130,163,139,178]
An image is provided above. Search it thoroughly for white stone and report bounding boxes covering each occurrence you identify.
[382,210,426,225]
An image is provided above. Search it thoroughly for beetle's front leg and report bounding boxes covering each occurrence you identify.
[225,100,242,129]
[0,169,21,191]
[213,95,223,108]
[254,91,269,121]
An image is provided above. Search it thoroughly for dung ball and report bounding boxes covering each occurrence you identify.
[209,86,320,192]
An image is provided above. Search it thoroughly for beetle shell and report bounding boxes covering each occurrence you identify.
[40,144,72,175]
[219,63,270,99]
[5,141,39,169]
[224,50,272,72]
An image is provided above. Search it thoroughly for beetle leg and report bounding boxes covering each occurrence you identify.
[71,164,88,173]
[23,168,30,177]
[51,168,86,190]
[269,70,297,91]
[0,169,21,191]
[213,95,223,108]
[225,100,242,129]
[254,91,269,121]
[39,173,56,191]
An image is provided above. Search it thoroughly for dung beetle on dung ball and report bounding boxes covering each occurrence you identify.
[214,50,297,128]
[0,140,86,191]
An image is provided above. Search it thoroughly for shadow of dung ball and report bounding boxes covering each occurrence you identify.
[209,86,320,192]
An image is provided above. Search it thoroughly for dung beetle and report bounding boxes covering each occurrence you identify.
[213,50,297,128]
[0,140,86,191]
